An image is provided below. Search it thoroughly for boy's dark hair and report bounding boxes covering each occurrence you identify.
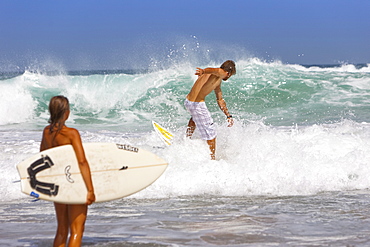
[220,60,236,75]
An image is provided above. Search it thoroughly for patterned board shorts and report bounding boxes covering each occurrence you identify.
[184,99,216,140]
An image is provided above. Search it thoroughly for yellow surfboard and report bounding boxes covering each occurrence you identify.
[152,121,174,146]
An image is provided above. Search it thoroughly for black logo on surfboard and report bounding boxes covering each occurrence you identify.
[116,143,139,153]
[27,155,59,196]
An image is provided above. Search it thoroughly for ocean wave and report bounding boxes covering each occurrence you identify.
[1,60,370,127]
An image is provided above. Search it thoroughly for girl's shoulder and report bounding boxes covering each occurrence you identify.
[61,126,80,138]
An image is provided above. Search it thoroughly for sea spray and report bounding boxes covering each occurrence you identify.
[2,60,370,202]
[1,60,370,128]
[140,120,370,198]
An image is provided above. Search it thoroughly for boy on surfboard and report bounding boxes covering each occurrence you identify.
[185,60,236,160]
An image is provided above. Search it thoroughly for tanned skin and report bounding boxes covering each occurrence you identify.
[186,66,234,159]
[40,100,95,247]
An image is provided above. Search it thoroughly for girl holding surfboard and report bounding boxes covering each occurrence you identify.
[40,95,95,247]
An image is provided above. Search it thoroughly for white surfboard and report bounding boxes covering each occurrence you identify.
[17,143,168,204]
[152,121,174,146]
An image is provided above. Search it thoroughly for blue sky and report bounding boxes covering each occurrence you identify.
[0,0,369,71]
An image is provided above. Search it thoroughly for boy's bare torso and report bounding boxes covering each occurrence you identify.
[186,74,223,102]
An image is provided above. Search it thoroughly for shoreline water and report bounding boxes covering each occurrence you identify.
[2,191,370,246]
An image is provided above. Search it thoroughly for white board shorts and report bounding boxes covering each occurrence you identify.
[184,99,216,140]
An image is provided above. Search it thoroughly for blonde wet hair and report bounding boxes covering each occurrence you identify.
[48,95,70,133]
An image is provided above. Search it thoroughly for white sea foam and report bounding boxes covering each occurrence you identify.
[4,120,370,202]
[0,79,37,125]
[134,120,370,198]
